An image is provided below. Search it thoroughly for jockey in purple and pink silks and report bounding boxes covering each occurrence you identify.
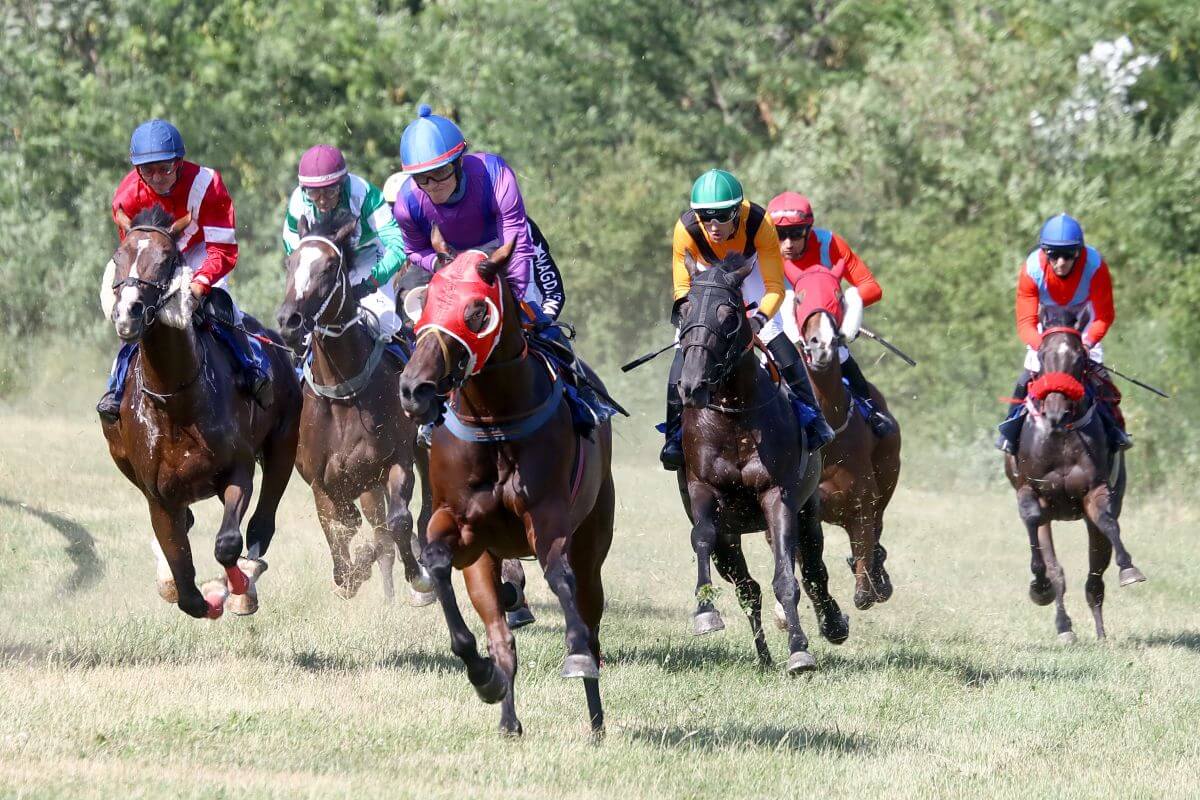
[391,104,566,322]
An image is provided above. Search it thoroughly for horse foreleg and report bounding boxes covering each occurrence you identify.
[712,535,770,665]
[147,502,210,619]
[464,552,521,736]
[794,494,849,645]
[244,413,298,561]
[1084,519,1113,639]
[845,510,878,611]
[687,484,723,635]
[763,486,814,673]
[570,473,614,735]
[1017,488,1053,606]
[1084,486,1144,587]
[424,510,506,704]
[314,488,370,599]
[214,471,254,611]
[384,462,435,605]
[529,506,599,679]
[360,487,396,604]
[1037,523,1075,643]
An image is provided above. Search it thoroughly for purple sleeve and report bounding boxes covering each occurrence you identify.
[489,159,533,298]
[392,189,438,274]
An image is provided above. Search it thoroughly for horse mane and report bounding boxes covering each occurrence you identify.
[306,209,358,269]
[130,205,175,230]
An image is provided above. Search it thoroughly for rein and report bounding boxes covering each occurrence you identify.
[1025,325,1095,431]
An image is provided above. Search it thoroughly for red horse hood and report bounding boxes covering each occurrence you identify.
[415,250,504,376]
[792,261,845,330]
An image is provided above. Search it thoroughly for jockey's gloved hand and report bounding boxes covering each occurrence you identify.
[749,311,769,336]
[351,280,375,302]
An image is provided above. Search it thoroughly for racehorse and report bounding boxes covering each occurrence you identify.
[398,237,615,736]
[674,253,849,673]
[276,210,435,605]
[100,206,301,618]
[794,264,901,612]
[1004,306,1145,641]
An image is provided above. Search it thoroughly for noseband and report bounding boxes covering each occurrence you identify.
[294,235,361,338]
[1027,325,1093,430]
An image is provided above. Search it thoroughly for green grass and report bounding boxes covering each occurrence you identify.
[1,397,1198,799]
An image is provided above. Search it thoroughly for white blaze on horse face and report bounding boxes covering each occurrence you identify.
[114,240,150,323]
[293,245,324,300]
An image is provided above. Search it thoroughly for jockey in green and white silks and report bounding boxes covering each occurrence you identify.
[282,145,408,340]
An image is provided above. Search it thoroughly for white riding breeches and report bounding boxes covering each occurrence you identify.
[359,279,402,340]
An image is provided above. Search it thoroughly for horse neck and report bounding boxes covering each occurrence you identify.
[806,356,851,429]
[139,320,204,404]
[456,280,543,418]
[309,305,376,385]
[710,342,764,409]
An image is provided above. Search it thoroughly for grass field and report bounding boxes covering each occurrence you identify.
[1,389,1198,799]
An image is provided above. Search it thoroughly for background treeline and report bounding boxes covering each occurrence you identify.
[3,0,1199,483]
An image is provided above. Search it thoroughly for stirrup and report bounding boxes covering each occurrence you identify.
[97,391,121,422]
[868,411,898,438]
[250,373,273,409]
[660,440,684,471]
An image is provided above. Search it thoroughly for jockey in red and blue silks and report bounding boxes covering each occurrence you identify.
[97,119,271,422]
[996,213,1130,454]
[390,105,567,328]
[769,191,897,438]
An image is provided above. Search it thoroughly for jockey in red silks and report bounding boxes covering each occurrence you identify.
[996,212,1130,454]
[769,192,897,437]
[98,119,271,422]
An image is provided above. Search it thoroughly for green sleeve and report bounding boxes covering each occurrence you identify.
[362,182,407,284]
[282,210,300,255]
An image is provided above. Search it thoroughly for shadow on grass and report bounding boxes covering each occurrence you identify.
[628,724,871,754]
[1130,631,1200,653]
[0,495,103,594]
[290,647,462,674]
[818,642,1098,686]
[608,640,761,672]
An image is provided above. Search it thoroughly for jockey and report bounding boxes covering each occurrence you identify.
[769,192,897,438]
[660,170,836,471]
[996,213,1131,453]
[282,145,408,341]
[390,105,567,327]
[98,119,271,422]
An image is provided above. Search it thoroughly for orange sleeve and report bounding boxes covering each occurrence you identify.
[1016,266,1042,348]
[671,221,696,303]
[1084,263,1114,345]
[833,234,882,306]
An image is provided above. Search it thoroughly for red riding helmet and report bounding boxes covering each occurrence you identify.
[767,191,815,227]
[298,145,347,188]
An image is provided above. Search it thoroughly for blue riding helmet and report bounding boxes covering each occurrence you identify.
[400,104,467,174]
[1039,213,1084,249]
[129,119,185,166]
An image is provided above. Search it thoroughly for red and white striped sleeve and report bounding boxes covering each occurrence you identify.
[191,168,238,291]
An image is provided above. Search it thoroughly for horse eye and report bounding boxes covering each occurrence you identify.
[463,303,489,334]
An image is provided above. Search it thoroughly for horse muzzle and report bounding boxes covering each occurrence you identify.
[399,377,440,423]
[114,304,151,341]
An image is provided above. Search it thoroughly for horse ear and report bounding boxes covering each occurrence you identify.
[170,213,192,238]
[298,216,310,239]
[478,238,514,284]
[403,286,429,323]
[430,226,451,256]
[683,251,700,279]
[334,220,357,243]
[728,257,755,285]
[830,257,847,281]
[114,207,132,234]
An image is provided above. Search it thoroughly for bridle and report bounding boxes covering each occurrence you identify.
[799,310,845,366]
[678,280,753,390]
[293,235,361,338]
[111,224,184,330]
[1027,325,1094,431]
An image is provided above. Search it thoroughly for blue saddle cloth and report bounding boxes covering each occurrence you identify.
[841,377,875,422]
[526,333,616,434]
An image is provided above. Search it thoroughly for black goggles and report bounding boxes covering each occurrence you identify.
[695,205,740,224]
[1042,246,1080,262]
[776,224,812,242]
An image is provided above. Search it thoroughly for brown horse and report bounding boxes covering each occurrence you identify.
[398,238,614,736]
[100,206,301,618]
[1005,306,1145,641]
[675,254,849,673]
[794,266,901,612]
[276,211,435,605]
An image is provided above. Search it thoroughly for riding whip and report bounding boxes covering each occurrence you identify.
[621,342,675,373]
[859,327,917,367]
[1105,366,1170,399]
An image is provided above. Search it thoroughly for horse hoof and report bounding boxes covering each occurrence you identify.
[853,591,876,611]
[408,587,437,607]
[331,582,359,601]
[157,579,179,604]
[561,653,600,679]
[238,557,268,580]
[874,568,894,603]
[473,666,508,704]
[201,580,228,620]
[693,610,725,636]
[500,580,526,613]
[506,607,537,630]
[1029,579,1055,606]
[1119,567,1146,587]
[821,613,850,645]
[773,601,788,631]
[409,567,435,595]
[499,720,524,738]
[786,651,817,674]
[227,583,259,616]
[1058,631,1077,645]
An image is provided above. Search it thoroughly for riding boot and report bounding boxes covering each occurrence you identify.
[766,337,835,451]
[660,391,685,471]
[212,323,274,409]
[1097,402,1134,451]
[97,342,139,422]
[995,370,1032,454]
[841,354,897,438]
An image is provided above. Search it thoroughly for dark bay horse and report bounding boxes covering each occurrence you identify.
[398,239,615,736]
[276,211,435,605]
[675,254,848,673]
[100,206,301,618]
[794,265,901,612]
[1005,307,1145,641]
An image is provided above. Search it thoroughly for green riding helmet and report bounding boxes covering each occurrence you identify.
[690,169,744,210]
